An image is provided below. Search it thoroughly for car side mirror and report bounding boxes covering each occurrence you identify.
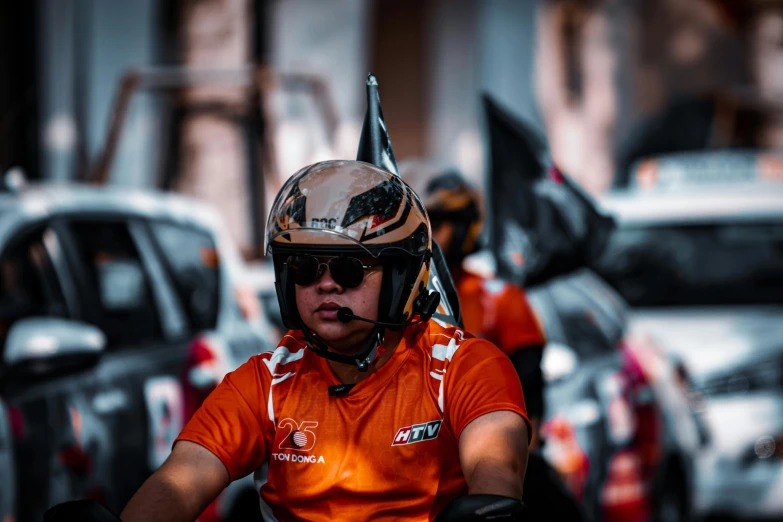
[97,259,146,311]
[2,317,105,381]
[542,342,579,383]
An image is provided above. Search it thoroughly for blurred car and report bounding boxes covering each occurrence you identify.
[243,260,286,338]
[596,149,783,520]
[526,268,703,522]
[696,346,783,520]
[0,179,274,522]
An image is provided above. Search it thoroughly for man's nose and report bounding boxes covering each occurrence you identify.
[316,267,343,293]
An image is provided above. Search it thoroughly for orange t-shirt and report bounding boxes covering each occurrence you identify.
[457,271,546,355]
[176,319,528,521]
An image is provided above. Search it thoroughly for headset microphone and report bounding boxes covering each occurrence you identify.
[337,308,411,327]
[325,292,440,397]
[336,291,440,328]
[336,307,360,323]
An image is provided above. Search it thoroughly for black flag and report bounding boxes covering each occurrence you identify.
[357,73,399,175]
[483,94,546,227]
[356,73,462,327]
[483,93,615,287]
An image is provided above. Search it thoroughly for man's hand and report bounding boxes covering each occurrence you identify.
[459,411,529,498]
[120,441,230,522]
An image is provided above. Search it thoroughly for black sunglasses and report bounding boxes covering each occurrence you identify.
[285,254,382,288]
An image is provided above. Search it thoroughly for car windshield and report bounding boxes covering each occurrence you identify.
[596,221,783,307]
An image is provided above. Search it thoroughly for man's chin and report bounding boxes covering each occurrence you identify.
[309,322,373,352]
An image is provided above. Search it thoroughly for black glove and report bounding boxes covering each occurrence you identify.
[434,494,526,521]
[44,499,122,522]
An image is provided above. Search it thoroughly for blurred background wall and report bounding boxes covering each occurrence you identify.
[2,0,782,252]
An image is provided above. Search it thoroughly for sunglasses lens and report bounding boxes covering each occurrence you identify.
[328,257,366,288]
[286,255,320,285]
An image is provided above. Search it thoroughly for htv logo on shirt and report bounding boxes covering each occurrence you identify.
[392,420,442,446]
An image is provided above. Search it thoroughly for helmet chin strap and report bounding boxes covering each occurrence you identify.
[298,320,385,372]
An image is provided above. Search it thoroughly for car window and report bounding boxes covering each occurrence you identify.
[149,222,220,332]
[596,221,783,306]
[0,225,68,351]
[65,220,162,349]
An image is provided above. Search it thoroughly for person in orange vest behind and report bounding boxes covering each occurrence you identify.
[423,170,586,522]
[423,169,547,448]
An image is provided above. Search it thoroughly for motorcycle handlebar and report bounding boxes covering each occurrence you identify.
[44,499,122,522]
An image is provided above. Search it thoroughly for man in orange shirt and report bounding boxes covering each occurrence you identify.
[423,170,546,448]
[118,160,530,522]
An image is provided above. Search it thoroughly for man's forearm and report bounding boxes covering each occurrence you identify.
[466,456,526,498]
[121,469,208,522]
